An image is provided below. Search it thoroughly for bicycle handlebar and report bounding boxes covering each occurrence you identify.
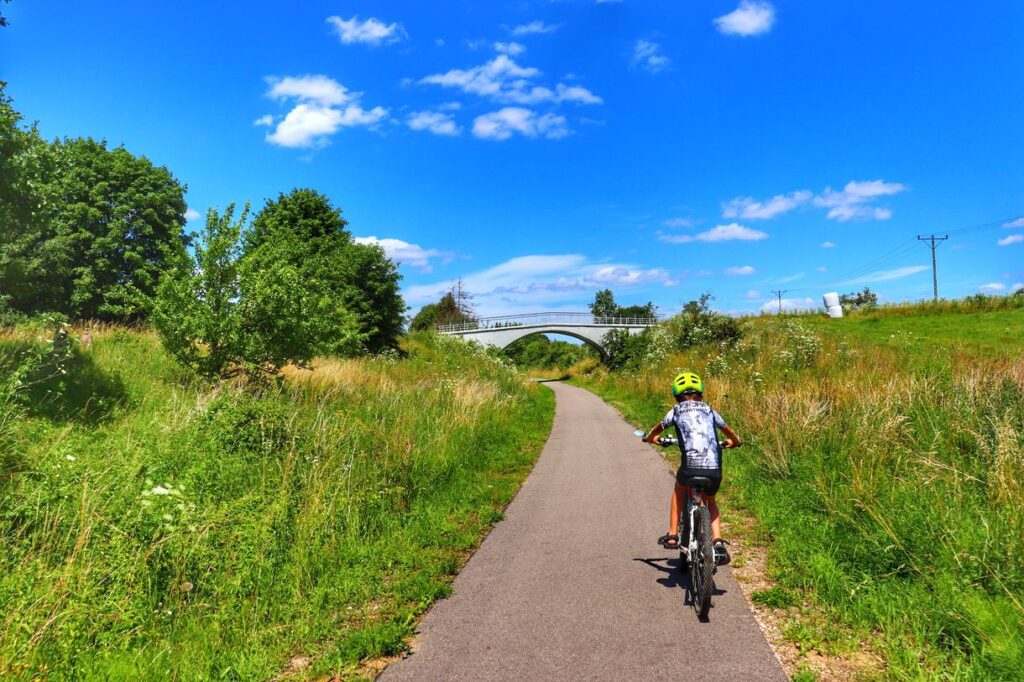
[633,428,742,449]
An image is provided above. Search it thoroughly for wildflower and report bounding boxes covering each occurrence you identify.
[65,455,76,461]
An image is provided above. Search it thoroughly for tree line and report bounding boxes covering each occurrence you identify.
[0,82,404,377]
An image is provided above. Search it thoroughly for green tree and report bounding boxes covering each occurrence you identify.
[589,289,618,319]
[410,302,440,331]
[0,82,52,316]
[10,137,189,320]
[840,287,878,312]
[245,189,405,353]
[153,204,363,379]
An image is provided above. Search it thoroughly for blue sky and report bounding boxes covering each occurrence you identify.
[4,1,1023,317]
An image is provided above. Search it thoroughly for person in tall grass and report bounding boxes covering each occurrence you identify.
[643,371,741,564]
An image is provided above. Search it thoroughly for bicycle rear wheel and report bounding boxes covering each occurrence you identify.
[691,506,715,618]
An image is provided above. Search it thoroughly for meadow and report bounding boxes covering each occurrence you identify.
[0,329,553,679]
[570,304,1024,680]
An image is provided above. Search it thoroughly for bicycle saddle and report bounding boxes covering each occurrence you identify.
[681,476,716,490]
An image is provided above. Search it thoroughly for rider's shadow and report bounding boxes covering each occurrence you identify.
[633,557,728,602]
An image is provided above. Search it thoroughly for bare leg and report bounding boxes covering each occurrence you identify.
[705,493,722,541]
[668,482,685,536]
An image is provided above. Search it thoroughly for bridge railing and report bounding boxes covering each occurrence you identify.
[436,311,659,333]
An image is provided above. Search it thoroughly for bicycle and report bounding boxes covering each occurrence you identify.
[635,429,738,619]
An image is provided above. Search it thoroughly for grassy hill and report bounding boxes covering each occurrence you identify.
[0,330,553,679]
[570,304,1024,680]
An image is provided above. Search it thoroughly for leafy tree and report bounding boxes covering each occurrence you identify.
[411,291,476,331]
[5,137,189,320]
[589,289,618,319]
[502,334,593,369]
[245,189,405,353]
[0,1,10,28]
[410,302,440,332]
[0,82,51,316]
[153,205,363,379]
[602,328,652,371]
[840,287,878,313]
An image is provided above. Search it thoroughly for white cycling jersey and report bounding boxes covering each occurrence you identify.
[661,400,726,471]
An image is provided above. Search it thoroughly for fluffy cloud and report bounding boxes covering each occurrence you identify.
[327,15,406,45]
[1012,283,1024,293]
[659,223,768,244]
[494,41,525,55]
[722,191,811,220]
[821,241,836,248]
[404,254,675,315]
[1002,217,1024,228]
[814,180,907,222]
[715,1,776,36]
[261,75,386,148]
[354,236,451,273]
[407,111,461,136]
[978,282,1006,293]
[760,297,817,313]
[184,208,201,222]
[253,114,273,127]
[511,21,559,36]
[473,108,569,141]
[632,40,670,73]
[420,55,601,106]
[998,234,1024,246]
[725,265,756,276]
[843,265,928,285]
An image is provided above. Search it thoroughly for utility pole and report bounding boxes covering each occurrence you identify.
[771,289,788,315]
[917,235,949,301]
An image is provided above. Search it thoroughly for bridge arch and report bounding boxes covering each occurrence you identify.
[490,327,608,359]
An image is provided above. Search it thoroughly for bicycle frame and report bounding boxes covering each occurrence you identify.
[678,484,706,562]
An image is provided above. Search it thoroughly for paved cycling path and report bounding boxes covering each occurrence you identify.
[381,381,785,681]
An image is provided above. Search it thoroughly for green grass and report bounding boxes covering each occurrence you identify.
[570,306,1024,680]
[0,330,554,679]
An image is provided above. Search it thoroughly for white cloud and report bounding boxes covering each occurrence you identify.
[511,21,559,36]
[632,40,670,73]
[404,254,675,314]
[725,265,756,276]
[267,75,351,106]
[494,41,525,56]
[843,264,928,285]
[253,114,274,127]
[326,15,406,46]
[261,75,387,148]
[473,107,569,141]
[722,191,811,220]
[184,208,201,222]
[998,234,1024,246]
[760,297,817,313]
[821,241,836,248]
[1002,217,1024,228]
[744,290,761,300]
[420,55,601,106]
[663,217,696,228]
[979,282,1006,293]
[715,1,776,37]
[354,236,452,273]
[814,180,907,222]
[1012,282,1024,293]
[659,222,768,244]
[407,111,461,136]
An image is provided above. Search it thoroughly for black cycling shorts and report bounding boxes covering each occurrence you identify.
[675,467,722,495]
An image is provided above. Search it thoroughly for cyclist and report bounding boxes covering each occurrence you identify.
[642,371,741,565]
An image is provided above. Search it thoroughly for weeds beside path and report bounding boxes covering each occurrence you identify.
[0,331,554,679]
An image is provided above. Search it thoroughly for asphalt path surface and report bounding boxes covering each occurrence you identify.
[381,381,786,681]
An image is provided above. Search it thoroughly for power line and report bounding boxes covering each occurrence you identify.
[917,234,949,301]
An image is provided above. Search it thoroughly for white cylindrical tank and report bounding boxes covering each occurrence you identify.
[823,292,840,308]
[827,305,844,318]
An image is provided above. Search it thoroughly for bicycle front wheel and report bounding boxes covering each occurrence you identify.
[691,506,715,618]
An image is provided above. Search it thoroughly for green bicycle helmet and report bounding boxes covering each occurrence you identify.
[671,371,703,397]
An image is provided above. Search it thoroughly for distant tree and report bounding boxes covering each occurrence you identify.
[0,1,10,27]
[618,301,657,318]
[245,189,405,353]
[410,290,477,331]
[589,289,618,319]
[840,287,878,312]
[410,302,440,332]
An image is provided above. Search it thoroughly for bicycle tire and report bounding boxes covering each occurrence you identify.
[691,505,715,618]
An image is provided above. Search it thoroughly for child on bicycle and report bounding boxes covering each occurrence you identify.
[642,371,740,565]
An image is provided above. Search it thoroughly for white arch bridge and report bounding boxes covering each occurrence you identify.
[436,312,657,358]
